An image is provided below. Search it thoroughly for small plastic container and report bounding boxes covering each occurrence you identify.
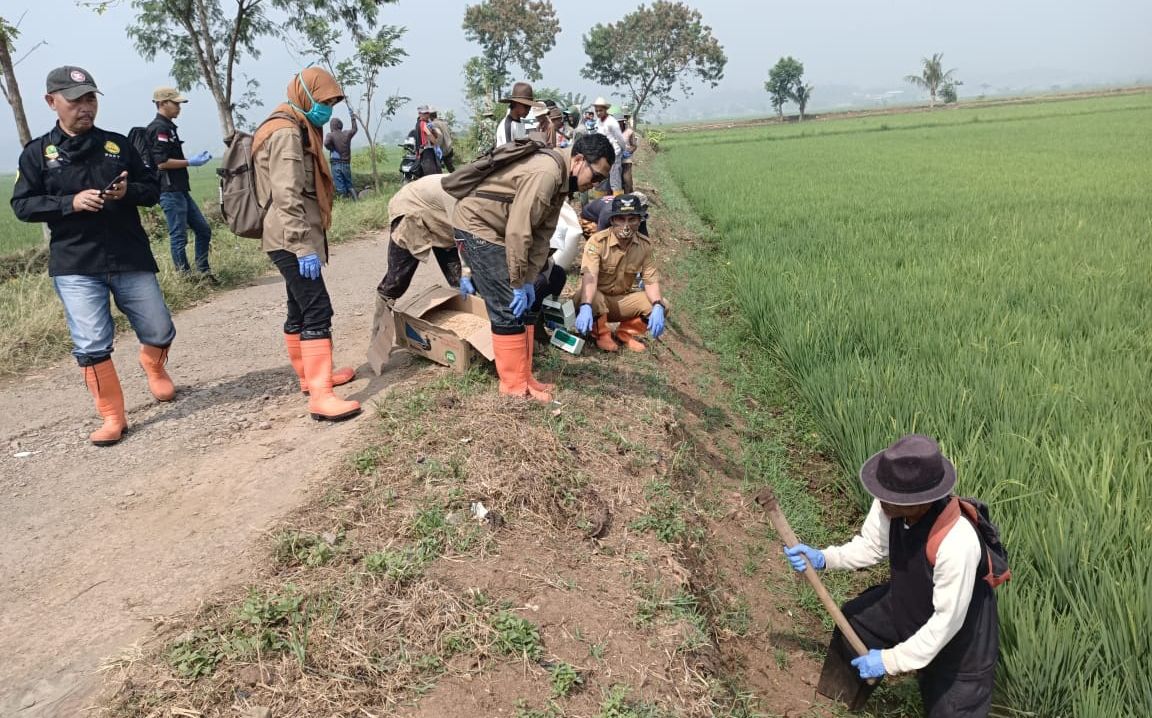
[549,328,585,355]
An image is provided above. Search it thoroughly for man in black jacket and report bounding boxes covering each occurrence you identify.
[145,87,215,281]
[11,65,177,447]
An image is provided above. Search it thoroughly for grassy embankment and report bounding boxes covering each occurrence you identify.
[658,93,1152,717]
[0,150,398,375]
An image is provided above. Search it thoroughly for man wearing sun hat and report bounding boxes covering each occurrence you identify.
[11,65,175,446]
[782,434,1000,717]
[145,87,216,282]
[495,81,535,147]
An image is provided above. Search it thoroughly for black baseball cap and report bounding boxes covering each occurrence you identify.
[46,66,101,100]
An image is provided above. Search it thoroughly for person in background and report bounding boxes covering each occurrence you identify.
[619,112,638,193]
[453,133,615,402]
[782,434,1000,718]
[12,65,176,446]
[146,87,216,283]
[495,82,535,147]
[579,191,649,238]
[253,67,359,422]
[414,105,442,178]
[591,97,627,196]
[428,106,455,172]
[526,102,555,147]
[323,106,358,200]
[574,194,666,352]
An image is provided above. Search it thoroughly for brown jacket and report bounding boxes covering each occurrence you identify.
[580,228,660,296]
[256,126,330,261]
[451,149,570,287]
[387,175,458,257]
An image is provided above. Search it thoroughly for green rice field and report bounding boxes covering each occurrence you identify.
[660,93,1152,716]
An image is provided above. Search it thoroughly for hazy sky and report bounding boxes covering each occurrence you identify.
[2,0,1150,166]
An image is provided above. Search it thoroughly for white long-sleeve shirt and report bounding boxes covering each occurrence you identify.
[495,111,526,147]
[822,499,982,675]
[595,115,626,154]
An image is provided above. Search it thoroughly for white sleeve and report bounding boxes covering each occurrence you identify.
[822,499,889,570]
[880,519,982,674]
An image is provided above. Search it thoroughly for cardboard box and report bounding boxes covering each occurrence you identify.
[541,297,576,331]
[368,285,494,375]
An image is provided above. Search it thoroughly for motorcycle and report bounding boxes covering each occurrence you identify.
[399,136,421,184]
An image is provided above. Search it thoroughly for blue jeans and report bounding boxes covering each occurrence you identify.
[159,191,213,273]
[332,161,355,198]
[455,230,523,333]
[53,272,177,366]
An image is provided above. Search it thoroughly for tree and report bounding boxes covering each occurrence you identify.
[764,56,803,120]
[123,0,391,138]
[904,52,958,108]
[793,82,814,121]
[580,1,725,126]
[462,0,560,104]
[0,14,41,146]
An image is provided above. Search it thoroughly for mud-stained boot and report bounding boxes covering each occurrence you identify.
[138,344,176,401]
[285,332,354,393]
[492,332,551,402]
[593,316,619,352]
[301,338,361,422]
[524,324,556,395]
[83,359,127,446]
[614,317,648,352]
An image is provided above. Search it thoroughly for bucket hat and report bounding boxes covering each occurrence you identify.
[592,96,610,108]
[500,82,535,106]
[859,434,956,505]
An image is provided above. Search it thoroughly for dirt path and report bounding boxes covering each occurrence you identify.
[0,233,447,717]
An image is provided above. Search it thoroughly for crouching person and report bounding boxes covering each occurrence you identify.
[253,67,359,421]
[377,174,463,303]
[783,435,1001,717]
[11,65,176,446]
[573,194,666,352]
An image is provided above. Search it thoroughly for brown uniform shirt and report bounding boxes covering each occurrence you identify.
[387,175,457,257]
[580,228,660,296]
[256,127,329,261]
[451,149,570,287]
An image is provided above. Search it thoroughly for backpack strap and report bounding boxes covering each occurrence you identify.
[926,497,962,567]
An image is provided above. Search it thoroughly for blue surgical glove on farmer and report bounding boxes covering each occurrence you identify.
[784,544,825,572]
[509,287,531,318]
[188,150,212,167]
[851,649,887,680]
[575,304,594,334]
[459,276,475,297]
[298,253,321,280]
[648,304,666,339]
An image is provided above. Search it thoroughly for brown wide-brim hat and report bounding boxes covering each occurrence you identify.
[500,81,535,106]
[859,434,956,505]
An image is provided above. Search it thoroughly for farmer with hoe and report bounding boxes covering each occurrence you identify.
[145,87,217,282]
[12,65,177,446]
[452,133,616,402]
[783,434,1000,717]
[253,67,360,422]
[573,193,666,352]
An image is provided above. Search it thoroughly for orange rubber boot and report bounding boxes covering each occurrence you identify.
[139,344,176,401]
[492,332,550,402]
[300,338,361,422]
[524,324,556,394]
[593,316,619,352]
[614,317,648,352]
[83,360,127,446]
[285,333,354,393]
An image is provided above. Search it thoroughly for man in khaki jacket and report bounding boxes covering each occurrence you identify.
[378,174,463,302]
[574,194,667,352]
[453,133,615,402]
[253,67,359,422]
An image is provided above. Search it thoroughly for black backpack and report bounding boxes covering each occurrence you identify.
[441,137,565,200]
[927,496,1012,589]
[127,126,152,167]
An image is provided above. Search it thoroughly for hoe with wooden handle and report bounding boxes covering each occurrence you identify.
[754,487,879,709]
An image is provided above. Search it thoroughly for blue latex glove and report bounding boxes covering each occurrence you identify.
[298,253,321,280]
[622,150,632,160]
[187,150,212,167]
[784,543,826,572]
[851,649,887,680]
[648,304,666,339]
[575,304,594,334]
[509,287,530,318]
[459,276,475,297]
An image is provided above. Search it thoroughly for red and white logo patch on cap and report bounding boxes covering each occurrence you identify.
[70,70,87,82]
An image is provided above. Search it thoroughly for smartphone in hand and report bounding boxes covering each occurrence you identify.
[99,174,126,198]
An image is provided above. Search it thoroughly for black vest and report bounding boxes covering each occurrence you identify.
[889,499,999,677]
